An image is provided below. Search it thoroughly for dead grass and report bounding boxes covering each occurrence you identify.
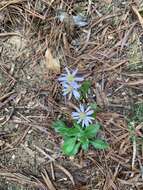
[0,0,143,189]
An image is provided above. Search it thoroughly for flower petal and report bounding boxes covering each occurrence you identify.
[84,119,90,127]
[82,120,85,127]
[80,104,84,112]
[72,115,80,120]
[77,119,82,124]
[75,77,84,81]
[85,106,91,112]
[72,117,79,120]
[65,67,70,75]
[86,116,95,120]
[58,76,66,81]
[75,107,80,112]
[72,69,78,76]
[86,118,93,124]
[69,82,80,88]
[73,90,80,99]
[72,112,80,117]
[86,110,94,116]
[62,83,69,88]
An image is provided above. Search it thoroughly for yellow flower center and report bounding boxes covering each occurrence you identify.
[67,74,75,82]
[79,112,86,120]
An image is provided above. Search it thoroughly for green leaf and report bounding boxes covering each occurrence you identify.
[81,140,89,151]
[62,138,77,155]
[84,124,100,138]
[68,142,81,156]
[52,120,66,131]
[58,128,69,136]
[67,127,81,137]
[79,134,88,142]
[89,103,102,112]
[53,120,70,136]
[73,122,82,130]
[90,139,109,150]
[62,123,82,137]
[80,80,91,98]
[89,103,98,110]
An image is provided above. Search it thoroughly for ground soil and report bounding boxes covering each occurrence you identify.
[0,0,143,190]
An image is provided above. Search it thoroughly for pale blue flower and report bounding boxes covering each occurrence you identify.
[58,68,84,85]
[72,104,94,127]
[62,82,80,100]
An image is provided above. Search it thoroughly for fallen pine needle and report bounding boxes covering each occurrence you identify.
[0,32,22,37]
[97,60,127,72]
[132,6,143,29]
[132,139,137,170]
[124,79,143,86]
[41,169,56,190]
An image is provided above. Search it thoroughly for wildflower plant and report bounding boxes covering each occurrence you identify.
[53,120,108,156]
[53,68,109,156]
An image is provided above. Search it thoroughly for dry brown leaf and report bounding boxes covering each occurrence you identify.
[45,48,60,73]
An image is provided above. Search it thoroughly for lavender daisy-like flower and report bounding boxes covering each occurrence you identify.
[72,104,95,127]
[62,82,80,100]
[58,68,84,85]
